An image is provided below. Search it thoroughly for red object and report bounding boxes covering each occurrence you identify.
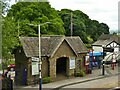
[112,53,115,70]
[86,65,88,74]
[8,64,15,68]
[112,62,115,70]
[92,49,94,62]
[7,64,15,71]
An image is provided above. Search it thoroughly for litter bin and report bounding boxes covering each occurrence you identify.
[88,68,92,74]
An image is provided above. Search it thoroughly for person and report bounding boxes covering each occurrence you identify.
[1,74,13,90]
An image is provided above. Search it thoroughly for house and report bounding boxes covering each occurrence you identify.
[92,34,120,53]
[14,36,88,85]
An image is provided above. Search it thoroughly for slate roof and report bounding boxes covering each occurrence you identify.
[98,34,120,44]
[19,36,87,58]
[92,34,120,46]
[92,39,114,46]
[98,34,113,40]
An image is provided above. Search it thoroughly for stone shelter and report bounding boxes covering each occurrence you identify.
[14,36,87,85]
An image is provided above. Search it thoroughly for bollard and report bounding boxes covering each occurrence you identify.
[102,61,105,75]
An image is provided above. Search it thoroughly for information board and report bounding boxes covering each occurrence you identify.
[32,61,39,75]
[32,57,39,75]
[69,57,75,69]
[85,55,90,65]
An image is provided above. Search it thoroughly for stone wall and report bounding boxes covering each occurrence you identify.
[49,40,77,80]
[15,47,28,85]
[15,40,87,85]
[41,57,49,77]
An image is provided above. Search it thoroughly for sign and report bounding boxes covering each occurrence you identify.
[69,57,75,69]
[32,57,39,61]
[85,54,90,65]
[32,57,39,75]
[32,61,39,75]
[103,47,114,52]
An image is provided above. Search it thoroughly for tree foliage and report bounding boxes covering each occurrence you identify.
[2,17,19,59]
[7,2,65,36]
[2,2,110,59]
[58,9,109,43]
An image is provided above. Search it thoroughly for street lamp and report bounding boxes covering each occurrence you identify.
[27,22,50,90]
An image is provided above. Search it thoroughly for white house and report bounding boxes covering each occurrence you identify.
[92,34,120,54]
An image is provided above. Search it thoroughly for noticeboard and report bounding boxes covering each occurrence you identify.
[32,61,39,75]
[85,55,90,65]
[32,57,39,75]
[69,57,75,69]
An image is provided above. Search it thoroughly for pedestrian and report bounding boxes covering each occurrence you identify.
[2,74,13,90]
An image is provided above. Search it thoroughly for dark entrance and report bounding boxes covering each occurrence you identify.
[56,57,67,75]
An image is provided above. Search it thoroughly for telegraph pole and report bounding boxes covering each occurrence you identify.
[70,12,73,37]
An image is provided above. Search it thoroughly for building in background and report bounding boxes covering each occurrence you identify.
[92,34,120,53]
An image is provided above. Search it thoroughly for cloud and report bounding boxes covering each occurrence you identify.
[49,0,119,31]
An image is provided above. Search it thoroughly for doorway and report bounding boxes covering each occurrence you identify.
[56,57,67,76]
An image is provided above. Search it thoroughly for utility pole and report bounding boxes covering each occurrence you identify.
[70,12,73,37]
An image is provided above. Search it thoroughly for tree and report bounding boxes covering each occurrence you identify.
[7,2,65,36]
[2,2,65,59]
[59,9,110,43]
[2,17,19,59]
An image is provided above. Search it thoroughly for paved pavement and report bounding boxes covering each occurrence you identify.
[61,75,118,89]
[14,64,119,90]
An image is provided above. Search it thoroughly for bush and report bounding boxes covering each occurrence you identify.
[75,70,86,77]
[42,77,51,84]
[2,59,15,69]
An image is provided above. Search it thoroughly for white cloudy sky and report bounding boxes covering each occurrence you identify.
[11,0,119,32]
[49,0,119,32]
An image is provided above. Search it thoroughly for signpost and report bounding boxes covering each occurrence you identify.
[112,53,116,70]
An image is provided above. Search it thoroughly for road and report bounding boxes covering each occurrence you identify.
[59,75,119,90]
[14,75,119,90]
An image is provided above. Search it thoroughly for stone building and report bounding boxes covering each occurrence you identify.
[92,34,120,53]
[14,36,87,85]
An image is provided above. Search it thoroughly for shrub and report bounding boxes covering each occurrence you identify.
[75,70,86,77]
[42,77,51,84]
